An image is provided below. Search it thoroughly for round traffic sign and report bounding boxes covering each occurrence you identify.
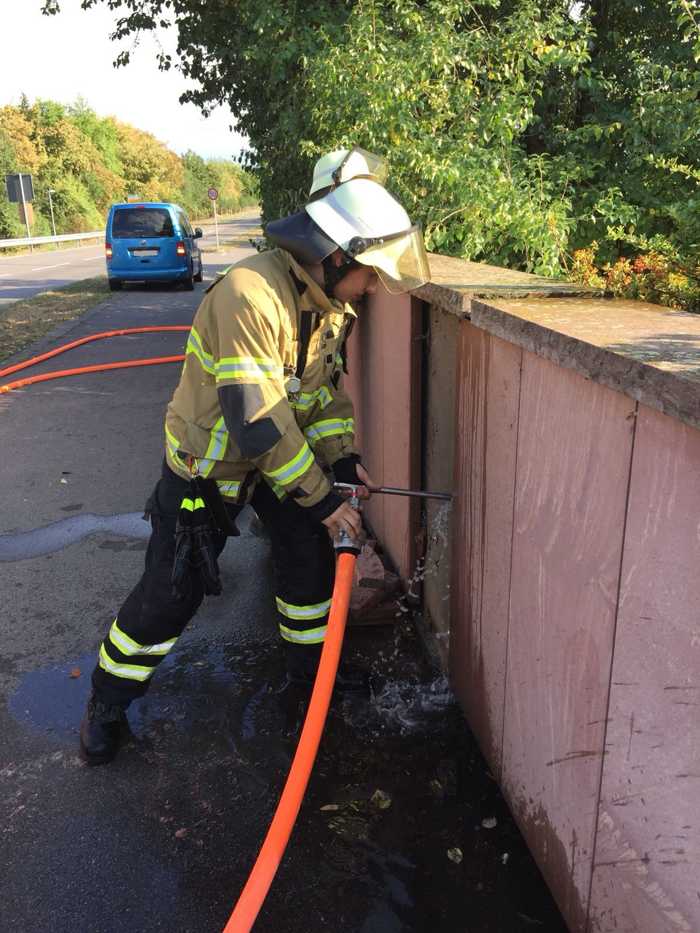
[207,187,219,200]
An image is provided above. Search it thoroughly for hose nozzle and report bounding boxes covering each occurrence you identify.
[334,484,361,554]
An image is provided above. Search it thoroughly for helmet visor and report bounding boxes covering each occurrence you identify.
[354,225,431,294]
[333,147,388,188]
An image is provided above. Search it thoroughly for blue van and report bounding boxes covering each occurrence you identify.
[105,202,204,291]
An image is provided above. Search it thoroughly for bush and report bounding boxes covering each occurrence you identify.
[570,243,700,313]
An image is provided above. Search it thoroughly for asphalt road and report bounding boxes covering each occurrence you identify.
[0,212,260,305]
[0,237,566,932]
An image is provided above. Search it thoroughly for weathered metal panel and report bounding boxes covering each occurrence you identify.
[343,291,421,579]
[449,322,522,776]
[588,405,700,933]
[501,353,636,932]
[423,306,459,663]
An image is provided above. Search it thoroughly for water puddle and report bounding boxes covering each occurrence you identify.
[357,847,416,931]
[6,641,276,744]
[7,653,97,736]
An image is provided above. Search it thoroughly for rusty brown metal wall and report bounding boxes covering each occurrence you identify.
[449,323,635,930]
[343,290,422,580]
[422,306,459,664]
[588,404,700,933]
[447,320,700,932]
[345,282,700,932]
[449,322,522,777]
[501,349,636,931]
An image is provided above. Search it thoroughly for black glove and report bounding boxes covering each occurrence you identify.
[172,483,222,598]
[332,454,364,486]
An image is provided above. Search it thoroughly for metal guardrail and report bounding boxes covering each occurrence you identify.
[0,231,102,250]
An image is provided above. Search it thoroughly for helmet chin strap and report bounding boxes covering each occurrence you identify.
[322,253,359,296]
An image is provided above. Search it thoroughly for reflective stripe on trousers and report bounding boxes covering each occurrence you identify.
[275,596,331,644]
[98,618,179,682]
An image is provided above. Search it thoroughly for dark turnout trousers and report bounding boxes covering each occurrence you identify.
[92,463,336,706]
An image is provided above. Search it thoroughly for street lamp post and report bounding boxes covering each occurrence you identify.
[47,189,57,242]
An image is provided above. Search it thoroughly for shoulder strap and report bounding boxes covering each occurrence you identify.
[340,315,355,373]
[296,311,315,379]
[288,267,317,381]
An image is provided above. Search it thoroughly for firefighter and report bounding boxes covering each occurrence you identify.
[79,172,430,765]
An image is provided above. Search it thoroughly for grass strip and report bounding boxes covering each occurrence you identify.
[0,276,110,365]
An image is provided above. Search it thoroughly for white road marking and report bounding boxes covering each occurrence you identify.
[30,262,70,271]
[82,255,102,261]
[0,273,10,277]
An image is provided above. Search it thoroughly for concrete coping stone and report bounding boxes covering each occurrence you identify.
[471,296,700,432]
[411,252,699,431]
[414,252,600,312]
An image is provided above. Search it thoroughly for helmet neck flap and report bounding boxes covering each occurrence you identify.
[321,253,360,294]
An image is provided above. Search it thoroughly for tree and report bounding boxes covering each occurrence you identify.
[0,98,256,240]
[38,0,700,305]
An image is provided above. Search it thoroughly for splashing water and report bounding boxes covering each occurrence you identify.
[348,674,455,736]
[394,501,452,617]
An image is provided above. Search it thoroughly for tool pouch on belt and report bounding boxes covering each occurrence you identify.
[171,479,223,599]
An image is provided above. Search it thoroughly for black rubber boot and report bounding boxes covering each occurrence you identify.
[79,693,127,766]
[284,643,369,694]
[334,661,370,693]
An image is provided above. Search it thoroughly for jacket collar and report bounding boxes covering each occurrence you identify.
[285,251,357,319]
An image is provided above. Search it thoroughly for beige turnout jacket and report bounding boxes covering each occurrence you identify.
[164,248,357,511]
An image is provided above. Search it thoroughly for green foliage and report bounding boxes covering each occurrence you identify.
[303,0,588,275]
[180,150,258,217]
[42,0,699,308]
[0,129,24,239]
[0,98,257,238]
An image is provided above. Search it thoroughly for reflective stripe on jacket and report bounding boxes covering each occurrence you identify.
[165,249,357,508]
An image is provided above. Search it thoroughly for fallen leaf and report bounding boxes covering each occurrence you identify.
[69,667,81,679]
[370,789,392,810]
[447,847,463,864]
[482,817,498,829]
[320,804,340,811]
[175,828,188,838]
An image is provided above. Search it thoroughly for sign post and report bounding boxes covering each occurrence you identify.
[208,187,219,249]
[47,189,57,242]
[6,173,34,251]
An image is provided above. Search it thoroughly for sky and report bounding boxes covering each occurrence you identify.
[0,0,248,160]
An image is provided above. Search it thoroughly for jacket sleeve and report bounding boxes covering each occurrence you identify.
[302,370,359,468]
[206,270,341,518]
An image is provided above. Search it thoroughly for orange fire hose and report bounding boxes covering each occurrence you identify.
[0,326,189,393]
[223,550,358,933]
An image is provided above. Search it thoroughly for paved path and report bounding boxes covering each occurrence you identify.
[0,239,566,932]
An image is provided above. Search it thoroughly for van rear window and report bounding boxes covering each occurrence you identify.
[112,208,174,238]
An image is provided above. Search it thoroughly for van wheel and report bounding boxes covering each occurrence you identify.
[193,262,203,284]
[183,273,195,291]
[108,279,122,291]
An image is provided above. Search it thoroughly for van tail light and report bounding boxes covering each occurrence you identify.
[105,242,113,259]
[176,240,186,256]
